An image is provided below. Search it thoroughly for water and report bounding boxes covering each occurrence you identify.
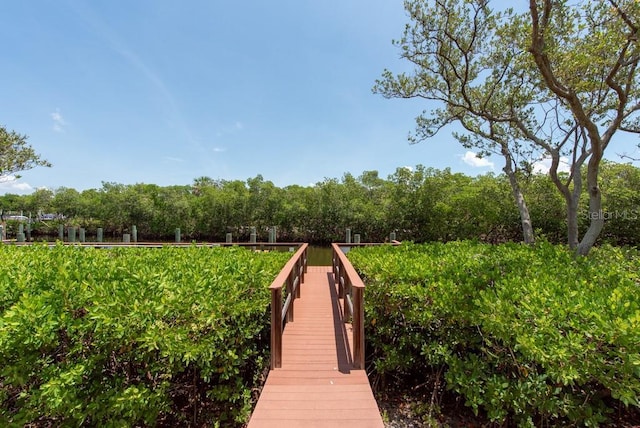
[307,246,333,266]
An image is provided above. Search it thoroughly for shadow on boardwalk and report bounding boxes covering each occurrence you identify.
[247,266,384,428]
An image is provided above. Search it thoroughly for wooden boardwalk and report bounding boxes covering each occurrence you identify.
[247,266,384,428]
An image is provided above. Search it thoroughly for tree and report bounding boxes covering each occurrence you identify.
[0,126,51,179]
[527,0,640,255]
[374,0,537,244]
[375,0,640,255]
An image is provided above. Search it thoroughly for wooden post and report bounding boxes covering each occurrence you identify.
[286,270,294,322]
[270,287,283,369]
[353,286,365,369]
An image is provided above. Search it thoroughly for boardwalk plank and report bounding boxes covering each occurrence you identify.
[247,266,384,428]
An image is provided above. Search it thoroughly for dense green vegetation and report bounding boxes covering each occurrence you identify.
[0,244,290,427]
[348,242,640,426]
[2,162,639,247]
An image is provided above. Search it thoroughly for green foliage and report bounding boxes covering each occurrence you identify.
[2,163,640,247]
[0,125,51,178]
[0,244,290,426]
[350,242,640,426]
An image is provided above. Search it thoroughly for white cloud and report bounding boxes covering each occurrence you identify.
[461,151,495,169]
[532,156,571,174]
[0,175,33,194]
[51,108,66,132]
[213,147,225,153]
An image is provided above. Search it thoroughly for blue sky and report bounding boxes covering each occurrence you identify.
[1,1,638,194]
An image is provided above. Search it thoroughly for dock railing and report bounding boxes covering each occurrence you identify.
[268,243,308,369]
[331,243,367,369]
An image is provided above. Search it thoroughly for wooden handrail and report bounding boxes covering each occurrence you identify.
[331,243,366,370]
[269,243,308,369]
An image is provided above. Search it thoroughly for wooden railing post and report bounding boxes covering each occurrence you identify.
[353,286,365,369]
[296,256,302,298]
[286,269,294,322]
[270,287,282,369]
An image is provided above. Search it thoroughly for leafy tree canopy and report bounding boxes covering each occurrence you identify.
[0,125,51,178]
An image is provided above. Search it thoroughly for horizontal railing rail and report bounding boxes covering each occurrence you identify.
[268,243,308,369]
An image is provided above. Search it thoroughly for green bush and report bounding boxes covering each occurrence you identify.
[0,244,290,427]
[349,241,640,426]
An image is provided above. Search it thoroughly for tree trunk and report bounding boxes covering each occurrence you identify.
[502,149,535,244]
[577,156,605,256]
[566,194,580,250]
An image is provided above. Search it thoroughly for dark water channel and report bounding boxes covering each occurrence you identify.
[307,246,333,266]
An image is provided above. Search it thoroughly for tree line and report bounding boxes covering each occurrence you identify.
[1,161,638,246]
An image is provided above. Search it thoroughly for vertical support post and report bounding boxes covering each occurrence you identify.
[303,245,308,274]
[353,286,365,369]
[337,259,345,299]
[175,228,181,243]
[354,234,361,244]
[343,278,351,320]
[332,246,338,283]
[58,224,64,241]
[286,270,294,322]
[390,231,396,241]
[0,225,4,241]
[250,226,257,244]
[132,225,138,243]
[123,233,131,243]
[226,233,232,243]
[68,227,76,243]
[346,228,351,244]
[26,220,31,241]
[295,258,301,298]
[300,246,307,283]
[97,228,103,242]
[79,228,86,242]
[270,287,282,369]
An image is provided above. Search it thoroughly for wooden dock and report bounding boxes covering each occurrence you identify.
[247,266,384,428]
